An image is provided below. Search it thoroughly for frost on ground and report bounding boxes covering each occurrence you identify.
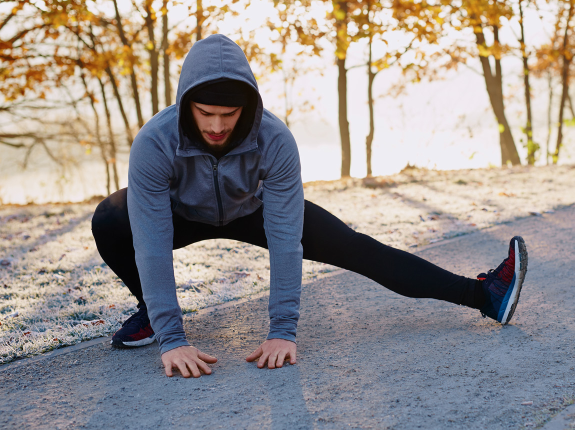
[1,164,574,365]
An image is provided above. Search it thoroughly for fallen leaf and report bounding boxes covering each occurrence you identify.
[108,304,115,309]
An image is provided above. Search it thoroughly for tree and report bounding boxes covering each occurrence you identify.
[516,0,539,165]
[397,0,522,165]
[553,0,574,163]
[357,0,435,176]
[112,0,145,129]
[271,0,359,177]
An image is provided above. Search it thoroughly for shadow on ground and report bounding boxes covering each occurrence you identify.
[0,207,574,429]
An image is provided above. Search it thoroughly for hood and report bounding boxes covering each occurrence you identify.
[175,34,263,157]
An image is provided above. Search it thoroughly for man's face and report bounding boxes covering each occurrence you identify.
[190,102,243,150]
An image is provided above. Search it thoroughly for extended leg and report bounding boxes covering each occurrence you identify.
[298,201,482,308]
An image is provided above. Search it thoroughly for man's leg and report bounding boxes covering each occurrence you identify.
[298,201,483,308]
[206,200,483,308]
[294,201,527,323]
[92,188,144,305]
[91,188,268,304]
[91,188,269,347]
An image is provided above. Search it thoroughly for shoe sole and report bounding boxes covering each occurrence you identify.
[500,236,528,324]
[110,334,156,348]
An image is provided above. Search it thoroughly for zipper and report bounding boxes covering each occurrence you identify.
[212,161,224,226]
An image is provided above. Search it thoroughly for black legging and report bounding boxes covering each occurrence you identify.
[91,188,480,310]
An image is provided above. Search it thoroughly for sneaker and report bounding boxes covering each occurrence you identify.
[477,236,528,324]
[111,306,156,348]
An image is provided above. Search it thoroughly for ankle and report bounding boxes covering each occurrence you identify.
[473,279,486,309]
[460,278,486,309]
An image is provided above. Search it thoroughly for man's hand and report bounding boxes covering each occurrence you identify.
[161,345,217,378]
[246,338,296,369]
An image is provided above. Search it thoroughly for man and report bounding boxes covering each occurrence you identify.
[92,34,528,378]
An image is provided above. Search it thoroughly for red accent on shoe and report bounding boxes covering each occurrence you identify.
[500,247,515,284]
[127,324,154,341]
[477,277,486,281]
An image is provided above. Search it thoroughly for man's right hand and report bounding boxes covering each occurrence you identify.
[161,345,217,378]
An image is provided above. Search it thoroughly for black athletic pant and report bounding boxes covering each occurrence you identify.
[91,188,481,310]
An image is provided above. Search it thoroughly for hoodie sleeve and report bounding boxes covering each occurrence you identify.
[127,134,190,355]
[262,131,304,343]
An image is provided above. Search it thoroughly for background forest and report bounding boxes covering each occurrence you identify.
[1,0,574,203]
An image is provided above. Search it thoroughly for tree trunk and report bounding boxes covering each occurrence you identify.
[98,78,120,192]
[554,0,574,164]
[162,0,172,107]
[475,27,521,166]
[144,2,159,116]
[105,66,134,147]
[79,72,110,195]
[335,0,351,178]
[365,36,375,177]
[546,71,554,165]
[113,0,144,128]
[196,0,203,41]
[338,57,351,177]
[519,2,536,165]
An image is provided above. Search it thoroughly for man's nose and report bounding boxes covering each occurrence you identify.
[211,116,225,133]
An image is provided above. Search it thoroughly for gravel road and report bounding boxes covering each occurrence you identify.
[1,206,574,429]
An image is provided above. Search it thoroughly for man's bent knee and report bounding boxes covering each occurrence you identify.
[91,188,130,240]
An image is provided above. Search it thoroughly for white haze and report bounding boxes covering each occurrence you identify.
[0,0,573,204]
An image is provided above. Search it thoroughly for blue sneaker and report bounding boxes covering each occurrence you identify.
[477,236,528,324]
[111,306,156,348]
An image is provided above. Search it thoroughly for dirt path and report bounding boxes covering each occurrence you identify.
[0,206,574,429]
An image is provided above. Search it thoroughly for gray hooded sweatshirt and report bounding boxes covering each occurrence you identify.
[127,34,304,355]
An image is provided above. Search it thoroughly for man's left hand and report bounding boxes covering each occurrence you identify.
[246,338,296,369]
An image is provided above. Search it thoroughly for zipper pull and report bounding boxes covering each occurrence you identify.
[213,164,217,172]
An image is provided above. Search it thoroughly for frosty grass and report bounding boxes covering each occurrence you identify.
[1,164,574,364]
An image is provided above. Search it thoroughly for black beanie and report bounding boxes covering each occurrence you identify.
[190,80,252,107]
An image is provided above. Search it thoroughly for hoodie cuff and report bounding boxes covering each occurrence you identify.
[267,320,297,343]
[156,328,190,355]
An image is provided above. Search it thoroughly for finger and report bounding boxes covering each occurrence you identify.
[268,354,278,369]
[246,346,263,362]
[197,352,218,363]
[276,351,287,368]
[288,347,297,365]
[195,358,213,375]
[176,360,191,378]
[164,361,174,377]
[189,361,201,378]
[257,351,270,368]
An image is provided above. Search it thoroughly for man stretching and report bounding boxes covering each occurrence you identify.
[92,34,529,378]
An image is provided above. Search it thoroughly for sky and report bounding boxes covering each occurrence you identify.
[0,0,573,203]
